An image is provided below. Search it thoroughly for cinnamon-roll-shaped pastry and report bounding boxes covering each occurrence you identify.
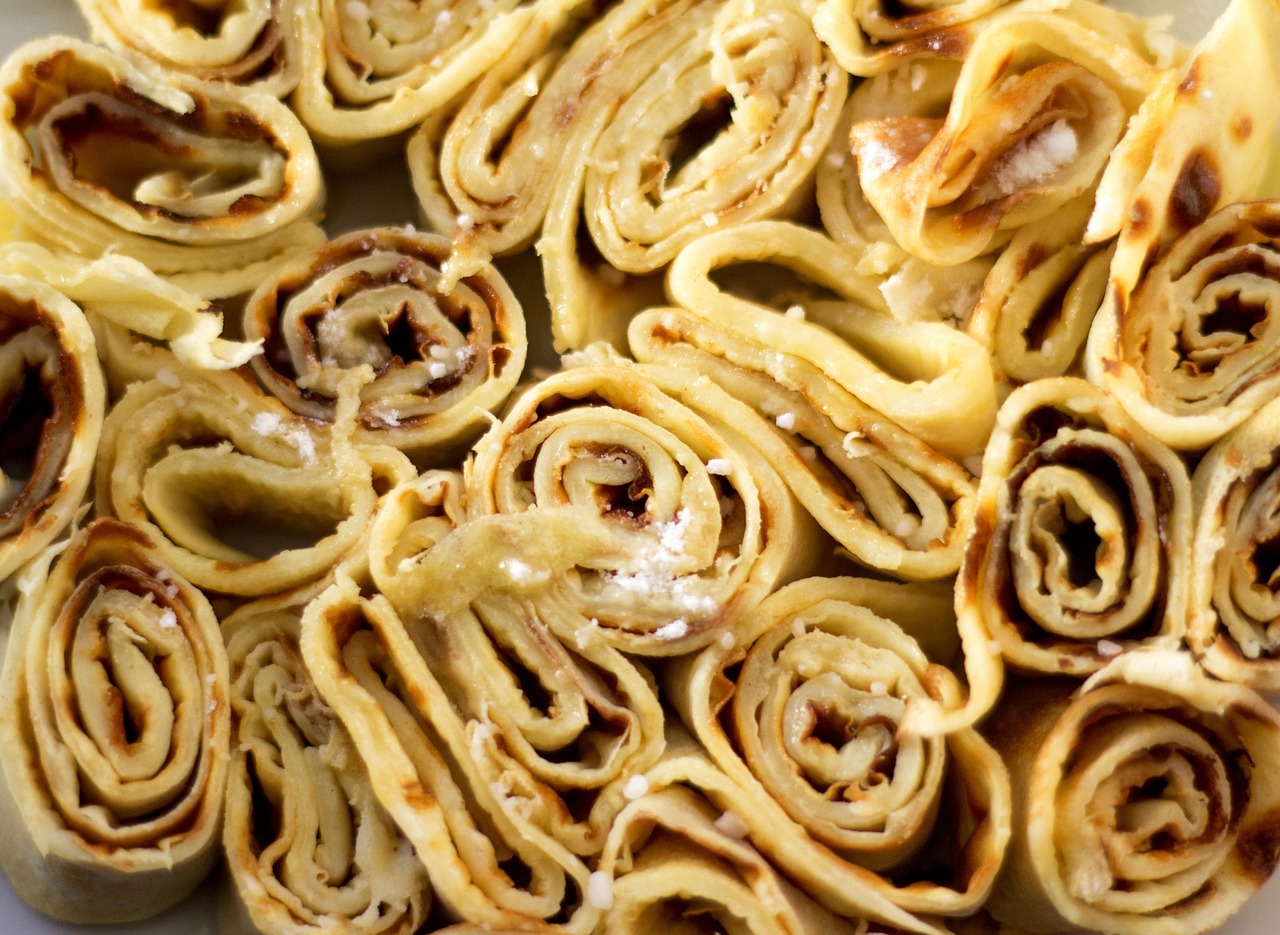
[0,274,104,582]
[0,519,229,923]
[0,38,325,298]
[984,651,1280,935]
[1187,394,1280,691]
[667,576,1010,918]
[467,356,819,655]
[301,573,595,932]
[535,0,846,349]
[831,4,1169,267]
[950,377,1192,732]
[291,0,585,146]
[370,499,667,857]
[629,307,977,581]
[95,370,416,597]
[74,0,300,97]
[242,227,526,463]
[219,594,431,935]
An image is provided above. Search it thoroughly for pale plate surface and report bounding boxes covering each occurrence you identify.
[0,0,1272,933]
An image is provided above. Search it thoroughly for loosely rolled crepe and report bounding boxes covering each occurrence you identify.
[74,0,300,97]
[0,518,229,923]
[242,226,526,463]
[467,356,818,655]
[950,377,1192,731]
[0,37,325,298]
[301,572,594,932]
[95,370,416,597]
[535,0,847,349]
[629,307,977,581]
[985,651,1280,935]
[220,594,431,935]
[0,273,104,582]
[667,576,1010,917]
[832,3,1169,267]
[1187,393,1280,691]
[291,0,586,146]
[1083,0,1280,452]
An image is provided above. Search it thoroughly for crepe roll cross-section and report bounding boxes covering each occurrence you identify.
[0,519,229,924]
[0,38,325,298]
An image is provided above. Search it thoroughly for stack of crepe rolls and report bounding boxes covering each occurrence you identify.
[73,0,301,97]
[0,38,325,298]
[220,591,430,935]
[242,226,527,462]
[0,519,229,923]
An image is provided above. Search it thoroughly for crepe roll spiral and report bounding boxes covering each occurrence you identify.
[220,597,431,935]
[74,0,301,97]
[669,576,1010,917]
[467,358,817,655]
[301,575,594,932]
[95,370,416,597]
[0,519,229,923]
[839,5,1167,267]
[242,227,525,462]
[537,0,847,349]
[948,377,1192,736]
[0,38,324,298]
[0,273,104,582]
[984,651,1280,935]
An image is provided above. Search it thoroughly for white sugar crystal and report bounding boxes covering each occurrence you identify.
[502,558,549,586]
[869,681,887,696]
[623,774,650,800]
[429,344,451,360]
[522,73,540,97]
[716,630,735,649]
[588,871,615,909]
[654,619,689,641]
[994,120,1077,196]
[702,212,720,227]
[775,412,796,431]
[1097,639,1123,658]
[784,305,805,320]
[436,9,453,26]
[456,213,475,231]
[714,810,750,839]
[381,408,402,427]
[158,609,177,629]
[252,412,282,436]
[428,361,449,379]
[706,458,733,475]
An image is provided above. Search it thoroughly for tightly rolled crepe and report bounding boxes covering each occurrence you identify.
[219,593,431,935]
[0,273,104,582]
[242,227,526,463]
[984,651,1280,935]
[291,0,588,146]
[1084,0,1280,451]
[301,571,595,932]
[95,370,416,597]
[533,0,846,349]
[0,38,325,298]
[0,519,229,923]
[667,576,1010,918]
[466,356,819,655]
[829,2,1169,268]
[949,377,1192,732]
[369,494,667,857]
[74,0,301,97]
[1188,393,1280,691]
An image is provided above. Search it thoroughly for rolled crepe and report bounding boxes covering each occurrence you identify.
[74,0,300,97]
[667,576,1011,917]
[467,356,819,655]
[835,4,1168,267]
[301,573,594,932]
[242,226,526,463]
[949,377,1192,731]
[534,0,847,349]
[0,518,229,923]
[985,651,1280,935]
[0,37,325,298]
[291,0,587,146]
[0,273,104,582]
[95,370,416,597]
[369,497,667,857]
[1188,393,1280,691]
[219,594,431,935]
[629,307,977,581]
[1084,0,1280,452]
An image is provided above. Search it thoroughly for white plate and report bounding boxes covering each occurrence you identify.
[0,1,1275,933]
